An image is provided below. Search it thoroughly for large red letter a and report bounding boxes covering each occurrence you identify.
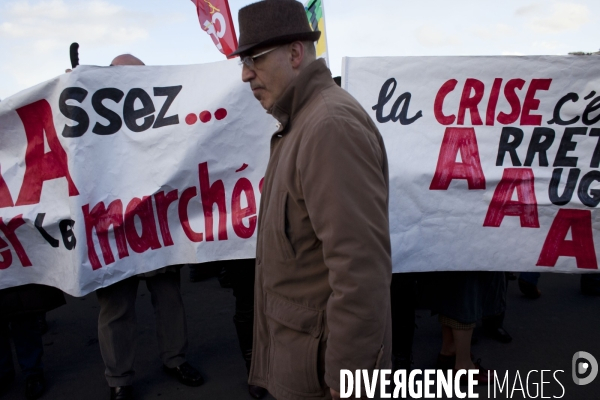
[15,100,79,206]
[483,168,539,228]
[429,127,486,190]
[537,209,597,270]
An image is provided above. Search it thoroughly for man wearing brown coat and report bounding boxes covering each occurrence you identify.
[232,1,392,399]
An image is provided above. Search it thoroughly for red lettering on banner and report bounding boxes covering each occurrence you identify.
[15,100,79,206]
[520,79,552,125]
[199,162,227,241]
[154,190,179,246]
[483,168,539,228]
[457,78,484,125]
[0,236,12,269]
[178,187,203,242]
[231,178,257,239]
[537,209,597,270]
[434,79,458,125]
[0,166,14,208]
[83,200,129,270]
[429,127,486,190]
[0,215,31,267]
[486,78,503,126]
[497,79,525,125]
[124,196,162,253]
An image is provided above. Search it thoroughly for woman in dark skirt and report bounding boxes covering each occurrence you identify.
[431,271,506,384]
[0,284,65,399]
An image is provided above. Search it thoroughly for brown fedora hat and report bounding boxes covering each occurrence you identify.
[230,0,321,57]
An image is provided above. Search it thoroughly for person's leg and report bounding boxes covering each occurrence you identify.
[10,314,44,378]
[390,273,416,370]
[96,276,139,387]
[440,325,455,357]
[225,259,267,399]
[11,314,46,399]
[452,328,476,370]
[145,270,187,368]
[146,269,203,387]
[0,319,16,389]
[226,259,256,370]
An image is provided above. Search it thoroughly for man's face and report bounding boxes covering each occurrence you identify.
[241,45,296,111]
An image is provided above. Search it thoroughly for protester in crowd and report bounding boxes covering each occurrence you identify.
[432,271,506,384]
[233,1,392,399]
[0,284,65,399]
[190,261,267,399]
[481,272,512,343]
[92,54,203,400]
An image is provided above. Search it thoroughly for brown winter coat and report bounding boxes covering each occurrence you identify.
[249,59,392,400]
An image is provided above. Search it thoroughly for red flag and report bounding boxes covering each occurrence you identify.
[191,0,238,58]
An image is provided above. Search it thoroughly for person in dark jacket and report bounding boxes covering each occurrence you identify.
[0,284,65,399]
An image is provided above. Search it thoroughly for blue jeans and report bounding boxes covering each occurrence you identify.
[0,313,44,378]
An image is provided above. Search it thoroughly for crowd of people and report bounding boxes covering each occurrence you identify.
[1,0,599,399]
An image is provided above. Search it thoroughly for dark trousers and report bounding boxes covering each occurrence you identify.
[390,273,417,361]
[222,259,256,370]
[96,270,187,387]
[0,313,44,379]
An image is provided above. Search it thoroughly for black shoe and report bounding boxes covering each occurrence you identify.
[110,386,133,400]
[248,384,268,399]
[518,279,541,299]
[164,362,204,387]
[25,373,45,400]
[484,326,513,343]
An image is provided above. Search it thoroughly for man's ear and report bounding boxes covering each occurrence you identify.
[289,41,305,69]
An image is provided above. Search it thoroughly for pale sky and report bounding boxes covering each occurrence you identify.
[0,0,598,100]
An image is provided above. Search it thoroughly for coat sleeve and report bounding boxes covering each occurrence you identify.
[297,115,392,391]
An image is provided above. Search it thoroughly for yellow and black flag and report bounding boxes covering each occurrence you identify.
[304,0,329,66]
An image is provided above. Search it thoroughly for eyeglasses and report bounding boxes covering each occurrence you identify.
[239,46,281,69]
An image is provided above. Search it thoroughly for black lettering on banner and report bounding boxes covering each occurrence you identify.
[589,128,600,168]
[59,87,89,138]
[496,127,523,166]
[583,95,600,125]
[92,88,125,135]
[553,127,587,167]
[372,78,422,125]
[548,168,580,206]
[578,170,600,207]
[59,219,77,250]
[524,127,555,167]
[548,93,579,125]
[152,86,182,129]
[34,213,59,247]
[123,88,155,132]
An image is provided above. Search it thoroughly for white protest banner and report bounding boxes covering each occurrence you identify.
[0,60,272,296]
[343,56,600,274]
[2,56,599,295]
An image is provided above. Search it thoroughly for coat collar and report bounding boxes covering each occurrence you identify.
[269,59,335,133]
